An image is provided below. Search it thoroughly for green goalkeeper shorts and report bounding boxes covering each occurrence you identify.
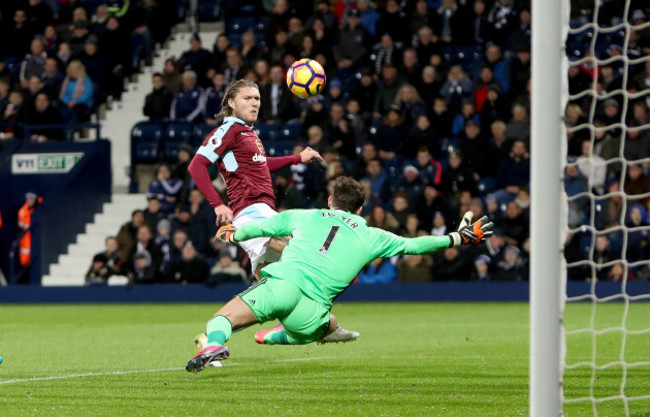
[237,276,330,344]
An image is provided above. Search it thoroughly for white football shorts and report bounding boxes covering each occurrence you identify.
[233,203,282,273]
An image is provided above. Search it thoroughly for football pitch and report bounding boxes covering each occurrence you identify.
[0,302,648,416]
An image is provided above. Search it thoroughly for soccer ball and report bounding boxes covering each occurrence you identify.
[286,59,326,98]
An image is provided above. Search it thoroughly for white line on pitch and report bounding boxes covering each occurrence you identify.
[0,356,337,386]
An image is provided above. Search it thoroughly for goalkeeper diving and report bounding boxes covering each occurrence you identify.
[186,176,494,372]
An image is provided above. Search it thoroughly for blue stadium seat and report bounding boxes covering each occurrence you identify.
[162,141,181,160]
[197,2,221,21]
[266,140,295,156]
[228,33,243,48]
[256,17,270,34]
[255,123,280,142]
[131,121,164,161]
[194,124,216,146]
[280,119,302,140]
[227,17,255,35]
[165,122,195,143]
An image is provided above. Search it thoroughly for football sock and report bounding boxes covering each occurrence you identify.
[206,315,232,346]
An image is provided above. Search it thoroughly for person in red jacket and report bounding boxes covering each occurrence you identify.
[188,79,323,278]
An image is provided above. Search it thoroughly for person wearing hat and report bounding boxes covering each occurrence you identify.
[333,8,370,69]
[472,254,492,281]
[396,164,426,207]
[85,252,110,285]
[78,34,108,90]
[495,244,527,281]
[17,192,42,267]
[69,19,90,55]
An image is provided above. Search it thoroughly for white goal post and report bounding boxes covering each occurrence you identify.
[530,0,567,415]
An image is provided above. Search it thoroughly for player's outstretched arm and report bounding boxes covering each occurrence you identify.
[299,146,323,163]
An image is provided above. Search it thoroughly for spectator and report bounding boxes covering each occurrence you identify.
[43,24,59,56]
[203,72,226,124]
[209,250,248,284]
[417,65,442,109]
[439,65,473,115]
[502,201,529,246]
[57,43,73,68]
[125,225,163,283]
[467,0,491,47]
[20,38,48,89]
[164,242,209,284]
[357,257,398,283]
[432,247,473,280]
[395,165,427,207]
[576,140,607,195]
[41,57,64,99]
[163,57,182,94]
[170,70,205,123]
[414,184,453,232]
[178,33,213,87]
[623,164,650,208]
[345,98,367,142]
[351,69,377,115]
[69,19,90,55]
[432,0,467,46]
[441,149,478,196]
[429,96,453,145]
[78,36,108,92]
[480,83,508,133]
[268,30,290,66]
[99,16,131,100]
[397,253,433,282]
[414,147,444,187]
[485,44,511,94]
[451,101,480,138]
[26,92,63,141]
[390,193,411,231]
[351,142,378,180]
[594,235,615,281]
[143,196,165,232]
[409,0,435,35]
[239,31,265,70]
[221,48,246,86]
[472,254,492,281]
[212,33,230,69]
[333,9,369,69]
[116,209,145,259]
[170,205,208,254]
[373,34,402,75]
[375,105,406,161]
[487,0,519,46]
[459,120,490,179]
[494,245,527,281]
[1,90,27,139]
[89,4,110,37]
[156,219,172,272]
[129,4,154,69]
[508,8,531,50]
[493,139,530,205]
[323,103,356,159]
[143,72,174,120]
[0,78,10,121]
[510,44,531,99]
[26,0,54,34]
[85,253,110,285]
[59,60,94,122]
[393,83,427,127]
[85,236,123,285]
[505,103,530,143]
[5,9,33,60]
[259,65,297,124]
[625,204,649,263]
[414,26,441,71]
[367,205,400,234]
[357,0,381,39]
[147,162,182,214]
[431,211,449,236]
[564,162,589,227]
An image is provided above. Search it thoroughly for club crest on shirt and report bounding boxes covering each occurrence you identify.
[255,138,265,154]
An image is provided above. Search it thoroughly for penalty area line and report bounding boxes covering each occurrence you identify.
[0,356,337,386]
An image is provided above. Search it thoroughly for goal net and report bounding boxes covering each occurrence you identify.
[531,1,650,416]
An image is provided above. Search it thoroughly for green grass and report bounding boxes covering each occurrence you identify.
[0,303,648,416]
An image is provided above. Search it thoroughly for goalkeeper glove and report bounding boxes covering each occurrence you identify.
[448,211,494,248]
[215,223,238,244]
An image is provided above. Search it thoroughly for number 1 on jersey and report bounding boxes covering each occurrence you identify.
[318,226,340,255]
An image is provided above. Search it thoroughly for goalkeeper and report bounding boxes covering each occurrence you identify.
[186,176,493,373]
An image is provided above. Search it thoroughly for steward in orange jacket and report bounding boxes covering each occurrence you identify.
[18,192,40,266]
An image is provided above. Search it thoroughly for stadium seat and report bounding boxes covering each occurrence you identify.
[165,122,195,143]
[255,123,280,142]
[280,119,302,140]
[131,121,164,161]
[266,140,295,156]
[228,33,243,48]
[194,124,216,146]
[162,141,182,160]
[227,17,255,35]
[256,17,270,34]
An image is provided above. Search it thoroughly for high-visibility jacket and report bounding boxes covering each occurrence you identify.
[17,203,34,266]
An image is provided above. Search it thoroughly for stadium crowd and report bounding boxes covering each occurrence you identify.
[7,1,641,286]
[0,0,177,141]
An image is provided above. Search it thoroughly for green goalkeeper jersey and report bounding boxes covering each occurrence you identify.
[234,209,451,309]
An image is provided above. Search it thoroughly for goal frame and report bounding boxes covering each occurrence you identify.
[530,0,567,415]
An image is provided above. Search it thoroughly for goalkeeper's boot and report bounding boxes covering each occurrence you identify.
[193,333,208,351]
[186,345,230,373]
[254,323,284,344]
[317,325,360,345]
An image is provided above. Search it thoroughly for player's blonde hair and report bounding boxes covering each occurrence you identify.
[216,79,259,119]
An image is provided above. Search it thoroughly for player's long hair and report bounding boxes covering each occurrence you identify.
[216,79,259,119]
[331,176,365,214]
